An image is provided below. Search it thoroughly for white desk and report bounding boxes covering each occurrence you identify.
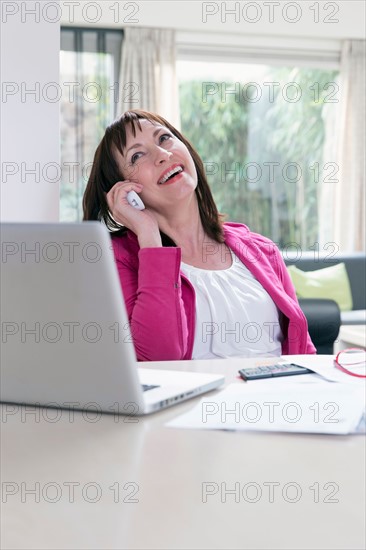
[1,357,365,550]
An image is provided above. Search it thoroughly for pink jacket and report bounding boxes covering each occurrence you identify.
[111,222,316,361]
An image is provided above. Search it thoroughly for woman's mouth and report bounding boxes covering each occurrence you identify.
[158,165,184,185]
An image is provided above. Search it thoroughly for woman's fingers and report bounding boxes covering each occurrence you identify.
[106,181,143,212]
[105,181,160,238]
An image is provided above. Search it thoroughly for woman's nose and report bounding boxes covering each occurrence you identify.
[154,146,173,164]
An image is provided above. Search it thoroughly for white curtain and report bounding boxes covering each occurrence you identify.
[118,27,180,128]
[333,40,366,251]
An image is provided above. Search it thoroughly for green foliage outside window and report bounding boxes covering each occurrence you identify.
[179,67,339,249]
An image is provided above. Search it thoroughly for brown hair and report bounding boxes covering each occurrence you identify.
[82,109,225,244]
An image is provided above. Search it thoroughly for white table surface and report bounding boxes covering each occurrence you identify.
[1,356,365,550]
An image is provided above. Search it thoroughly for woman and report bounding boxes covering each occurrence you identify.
[83,109,316,361]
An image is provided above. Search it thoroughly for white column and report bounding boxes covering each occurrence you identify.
[0,1,60,222]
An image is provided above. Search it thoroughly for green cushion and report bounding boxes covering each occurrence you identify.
[287,263,353,311]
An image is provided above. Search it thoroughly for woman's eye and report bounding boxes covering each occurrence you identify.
[159,133,172,143]
[130,152,142,164]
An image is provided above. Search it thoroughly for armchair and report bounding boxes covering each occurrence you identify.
[283,252,366,354]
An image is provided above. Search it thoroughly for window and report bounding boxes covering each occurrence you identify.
[60,29,341,249]
[60,28,123,221]
[177,60,339,250]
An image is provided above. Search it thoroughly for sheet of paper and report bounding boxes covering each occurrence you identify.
[355,411,366,434]
[167,381,365,435]
[282,354,366,384]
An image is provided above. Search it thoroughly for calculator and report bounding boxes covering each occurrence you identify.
[238,363,313,381]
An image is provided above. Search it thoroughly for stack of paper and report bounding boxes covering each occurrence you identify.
[167,357,365,435]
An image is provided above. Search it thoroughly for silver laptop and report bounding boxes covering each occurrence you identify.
[0,222,224,415]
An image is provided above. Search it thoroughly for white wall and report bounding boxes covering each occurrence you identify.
[1,1,364,221]
[60,1,365,40]
[0,1,60,222]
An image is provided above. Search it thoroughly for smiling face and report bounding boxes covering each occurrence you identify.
[114,119,198,210]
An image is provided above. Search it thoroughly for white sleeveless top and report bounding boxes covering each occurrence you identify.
[180,249,283,359]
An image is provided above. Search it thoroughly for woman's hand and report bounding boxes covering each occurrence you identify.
[106,181,162,248]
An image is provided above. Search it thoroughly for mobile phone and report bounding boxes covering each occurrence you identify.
[238,363,313,381]
[127,191,145,210]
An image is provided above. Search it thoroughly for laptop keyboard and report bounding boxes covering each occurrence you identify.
[142,384,160,392]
